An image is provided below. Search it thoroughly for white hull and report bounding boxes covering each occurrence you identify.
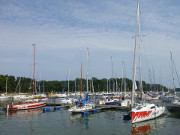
[69,103,95,113]
[60,98,72,104]
[0,96,11,99]
[121,99,131,107]
[131,104,165,123]
[13,95,28,100]
[55,94,67,98]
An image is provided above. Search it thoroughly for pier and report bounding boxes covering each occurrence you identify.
[95,104,130,110]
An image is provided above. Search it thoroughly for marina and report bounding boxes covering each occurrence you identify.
[1,0,180,135]
[0,97,180,135]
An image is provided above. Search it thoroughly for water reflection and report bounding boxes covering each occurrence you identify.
[69,113,82,126]
[132,117,166,135]
[0,98,10,107]
[169,111,180,119]
[5,108,42,117]
[69,113,89,129]
[132,121,151,134]
[81,115,89,129]
[3,108,43,134]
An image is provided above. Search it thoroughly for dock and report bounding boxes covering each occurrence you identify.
[95,104,131,110]
[46,102,70,108]
[79,104,130,115]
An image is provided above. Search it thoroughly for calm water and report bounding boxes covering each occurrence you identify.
[0,99,180,135]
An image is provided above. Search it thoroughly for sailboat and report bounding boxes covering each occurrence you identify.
[5,44,47,111]
[12,77,29,100]
[69,48,95,113]
[55,73,68,98]
[120,61,131,107]
[98,57,119,105]
[60,69,72,104]
[0,77,11,99]
[130,3,165,123]
[167,51,180,111]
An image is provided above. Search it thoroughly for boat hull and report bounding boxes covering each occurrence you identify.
[105,101,118,105]
[5,102,47,111]
[131,105,165,123]
[69,106,92,113]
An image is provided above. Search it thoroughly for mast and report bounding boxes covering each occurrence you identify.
[68,68,70,96]
[115,74,118,93]
[137,3,144,103]
[121,61,124,94]
[87,48,89,93]
[107,77,108,93]
[43,81,45,94]
[111,56,114,93]
[131,3,139,108]
[75,80,76,98]
[170,51,176,96]
[81,63,83,98]
[6,77,8,95]
[32,44,36,96]
[19,77,21,94]
[152,67,156,93]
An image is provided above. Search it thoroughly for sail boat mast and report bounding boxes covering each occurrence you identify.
[170,51,176,96]
[137,3,144,103]
[81,63,83,98]
[6,77,8,95]
[121,61,124,94]
[87,48,89,93]
[68,68,70,97]
[131,3,139,108]
[32,44,36,96]
[111,56,114,93]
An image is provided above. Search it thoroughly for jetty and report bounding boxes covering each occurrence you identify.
[95,104,130,110]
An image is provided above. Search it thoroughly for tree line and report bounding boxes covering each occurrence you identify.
[0,74,168,94]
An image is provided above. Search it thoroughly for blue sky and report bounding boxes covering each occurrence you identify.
[0,0,180,88]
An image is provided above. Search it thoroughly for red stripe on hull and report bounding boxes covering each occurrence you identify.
[131,110,152,122]
[10,102,47,110]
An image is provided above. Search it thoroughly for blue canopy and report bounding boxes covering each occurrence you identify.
[80,93,88,102]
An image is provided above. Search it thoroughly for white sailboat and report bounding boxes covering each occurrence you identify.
[0,77,11,99]
[69,48,95,113]
[55,73,68,98]
[5,44,47,111]
[121,61,131,107]
[167,51,180,111]
[130,3,165,123]
[60,68,72,104]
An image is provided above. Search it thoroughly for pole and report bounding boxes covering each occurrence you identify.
[6,77,8,95]
[87,48,89,93]
[32,44,36,96]
[81,64,83,98]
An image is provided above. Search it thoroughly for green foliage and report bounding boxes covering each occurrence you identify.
[0,74,169,93]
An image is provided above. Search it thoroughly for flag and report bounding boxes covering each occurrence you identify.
[134,81,137,90]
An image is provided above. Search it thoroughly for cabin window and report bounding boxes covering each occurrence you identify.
[136,106,143,110]
[150,106,155,109]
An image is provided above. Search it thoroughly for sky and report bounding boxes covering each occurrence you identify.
[0,0,180,88]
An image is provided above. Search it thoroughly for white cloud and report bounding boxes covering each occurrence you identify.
[0,0,180,87]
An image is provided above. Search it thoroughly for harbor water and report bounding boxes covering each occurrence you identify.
[0,99,180,135]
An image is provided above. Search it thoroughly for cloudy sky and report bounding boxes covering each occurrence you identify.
[0,0,180,88]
